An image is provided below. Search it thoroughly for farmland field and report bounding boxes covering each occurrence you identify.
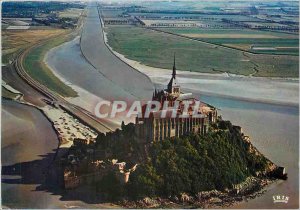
[158,28,299,55]
[58,8,83,18]
[2,29,78,97]
[101,9,126,18]
[2,29,65,65]
[129,13,264,22]
[105,26,299,77]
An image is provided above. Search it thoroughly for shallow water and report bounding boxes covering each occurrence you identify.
[1,100,58,165]
[1,99,59,208]
[150,70,299,107]
[46,37,136,103]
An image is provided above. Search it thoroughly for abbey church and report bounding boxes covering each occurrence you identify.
[135,55,218,143]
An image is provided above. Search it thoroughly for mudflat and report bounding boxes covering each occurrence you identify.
[80,5,154,100]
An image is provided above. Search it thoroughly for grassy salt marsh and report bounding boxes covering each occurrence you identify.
[106,26,299,77]
[23,31,78,97]
[160,28,299,55]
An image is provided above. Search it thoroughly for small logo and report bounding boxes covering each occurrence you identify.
[273,195,289,203]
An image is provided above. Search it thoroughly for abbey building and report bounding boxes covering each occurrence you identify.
[135,55,218,143]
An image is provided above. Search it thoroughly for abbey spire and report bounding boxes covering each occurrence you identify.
[172,53,176,79]
[167,53,180,95]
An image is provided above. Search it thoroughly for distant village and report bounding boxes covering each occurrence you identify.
[2,1,84,29]
[100,4,299,32]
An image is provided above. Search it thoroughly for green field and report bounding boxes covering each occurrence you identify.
[102,9,125,18]
[203,38,298,55]
[158,28,297,36]
[23,34,78,97]
[106,26,299,77]
[159,28,299,55]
